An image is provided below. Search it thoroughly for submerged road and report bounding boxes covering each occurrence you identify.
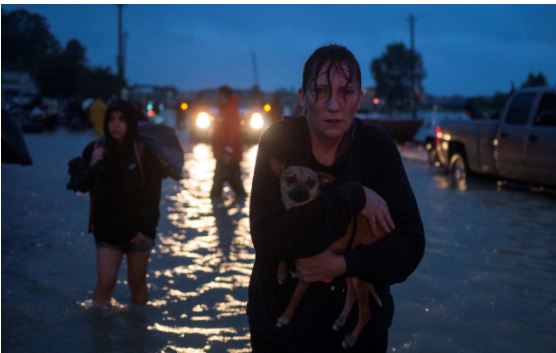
[2,122,555,353]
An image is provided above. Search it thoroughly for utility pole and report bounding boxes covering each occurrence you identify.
[250,51,262,104]
[117,5,125,97]
[251,51,260,89]
[408,13,416,119]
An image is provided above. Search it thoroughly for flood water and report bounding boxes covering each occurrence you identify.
[2,120,556,353]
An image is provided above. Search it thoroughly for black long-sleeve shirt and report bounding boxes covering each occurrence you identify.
[82,139,163,245]
[248,116,425,352]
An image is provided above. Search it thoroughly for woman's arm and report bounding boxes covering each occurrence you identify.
[344,132,425,285]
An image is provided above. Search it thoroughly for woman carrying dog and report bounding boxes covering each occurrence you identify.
[248,45,425,352]
[72,100,163,308]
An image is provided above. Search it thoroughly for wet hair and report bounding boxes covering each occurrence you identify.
[301,44,361,102]
[103,100,137,144]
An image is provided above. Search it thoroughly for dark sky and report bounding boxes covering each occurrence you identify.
[5,4,556,96]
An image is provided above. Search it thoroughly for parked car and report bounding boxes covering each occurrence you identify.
[21,105,48,133]
[435,87,556,188]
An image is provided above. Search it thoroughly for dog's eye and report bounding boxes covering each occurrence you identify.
[286,175,297,184]
[306,179,316,188]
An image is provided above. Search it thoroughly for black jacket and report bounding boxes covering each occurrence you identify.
[82,139,163,246]
[248,117,425,352]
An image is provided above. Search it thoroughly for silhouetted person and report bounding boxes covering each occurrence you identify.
[210,86,246,198]
[68,100,164,308]
[89,98,107,136]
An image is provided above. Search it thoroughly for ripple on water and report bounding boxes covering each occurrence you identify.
[137,144,257,352]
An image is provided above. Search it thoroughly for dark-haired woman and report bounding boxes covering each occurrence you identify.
[248,45,425,352]
[80,101,163,307]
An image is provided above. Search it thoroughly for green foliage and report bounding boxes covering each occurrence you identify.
[36,40,89,97]
[370,42,425,112]
[1,9,61,75]
[83,67,121,99]
[2,8,120,99]
[521,72,548,88]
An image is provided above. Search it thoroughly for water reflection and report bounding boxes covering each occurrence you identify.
[4,129,556,353]
[148,143,257,352]
[398,160,556,353]
[83,301,159,353]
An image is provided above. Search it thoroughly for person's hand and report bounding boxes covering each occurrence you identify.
[131,232,149,245]
[224,145,234,155]
[90,146,105,167]
[295,249,346,282]
[361,186,395,237]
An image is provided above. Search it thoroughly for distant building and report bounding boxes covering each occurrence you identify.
[1,70,39,108]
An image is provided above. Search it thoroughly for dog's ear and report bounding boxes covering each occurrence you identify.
[269,158,284,177]
[317,172,336,186]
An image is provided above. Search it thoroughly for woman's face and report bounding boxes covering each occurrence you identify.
[108,110,128,143]
[298,62,362,144]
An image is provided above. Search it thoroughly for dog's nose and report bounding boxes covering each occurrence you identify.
[289,186,309,203]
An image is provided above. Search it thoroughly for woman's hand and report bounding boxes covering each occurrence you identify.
[90,146,106,167]
[361,186,395,237]
[131,232,149,245]
[295,249,346,282]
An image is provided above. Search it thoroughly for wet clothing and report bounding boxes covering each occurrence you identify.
[211,159,245,198]
[96,238,155,253]
[248,116,425,353]
[212,95,242,163]
[82,139,163,251]
[211,94,246,197]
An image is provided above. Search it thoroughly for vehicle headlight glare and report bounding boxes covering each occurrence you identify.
[196,112,211,129]
[250,112,264,130]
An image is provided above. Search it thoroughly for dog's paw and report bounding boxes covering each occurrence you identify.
[332,316,347,331]
[341,335,357,350]
[276,316,291,328]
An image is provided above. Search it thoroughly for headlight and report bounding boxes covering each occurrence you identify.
[195,112,212,129]
[249,112,265,130]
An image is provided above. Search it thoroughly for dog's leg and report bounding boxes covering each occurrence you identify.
[276,280,310,327]
[368,282,382,307]
[342,279,372,349]
[277,261,288,285]
[332,277,356,331]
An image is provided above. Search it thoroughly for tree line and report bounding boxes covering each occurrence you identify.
[2,9,121,100]
[2,8,551,113]
[370,43,550,114]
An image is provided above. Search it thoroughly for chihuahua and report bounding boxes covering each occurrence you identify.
[270,159,385,349]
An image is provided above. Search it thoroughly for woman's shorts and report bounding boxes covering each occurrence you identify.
[96,238,155,253]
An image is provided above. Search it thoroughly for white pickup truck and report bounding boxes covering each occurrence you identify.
[435,86,556,188]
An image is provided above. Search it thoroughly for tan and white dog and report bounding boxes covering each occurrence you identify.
[271,159,384,349]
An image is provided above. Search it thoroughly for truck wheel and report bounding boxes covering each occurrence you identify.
[450,153,467,184]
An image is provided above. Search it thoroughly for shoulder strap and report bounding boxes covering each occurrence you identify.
[94,136,106,149]
[133,141,145,181]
